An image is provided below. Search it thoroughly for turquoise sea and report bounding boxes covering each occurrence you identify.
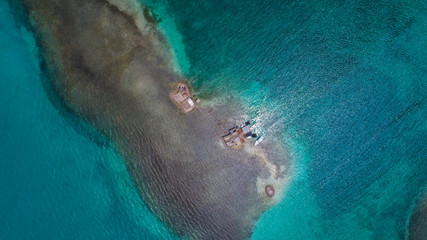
[1,0,426,239]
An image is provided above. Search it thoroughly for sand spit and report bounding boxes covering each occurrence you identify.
[16,0,290,238]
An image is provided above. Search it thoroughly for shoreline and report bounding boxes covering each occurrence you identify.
[17,0,291,238]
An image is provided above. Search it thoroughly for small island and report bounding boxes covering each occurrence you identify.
[170,82,264,150]
[20,0,289,238]
[170,82,199,113]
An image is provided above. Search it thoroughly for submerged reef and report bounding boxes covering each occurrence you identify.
[407,193,427,240]
[16,0,289,238]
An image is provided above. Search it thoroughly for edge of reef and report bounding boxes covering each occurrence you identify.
[15,0,292,238]
[146,0,291,206]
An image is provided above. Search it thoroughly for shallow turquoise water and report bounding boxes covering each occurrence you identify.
[1,0,426,239]
[0,2,177,239]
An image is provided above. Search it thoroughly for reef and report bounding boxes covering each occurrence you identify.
[407,193,427,240]
[15,0,290,238]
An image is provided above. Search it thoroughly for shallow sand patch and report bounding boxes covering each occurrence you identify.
[17,0,292,238]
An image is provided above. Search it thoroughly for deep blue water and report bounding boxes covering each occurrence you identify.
[1,0,426,239]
